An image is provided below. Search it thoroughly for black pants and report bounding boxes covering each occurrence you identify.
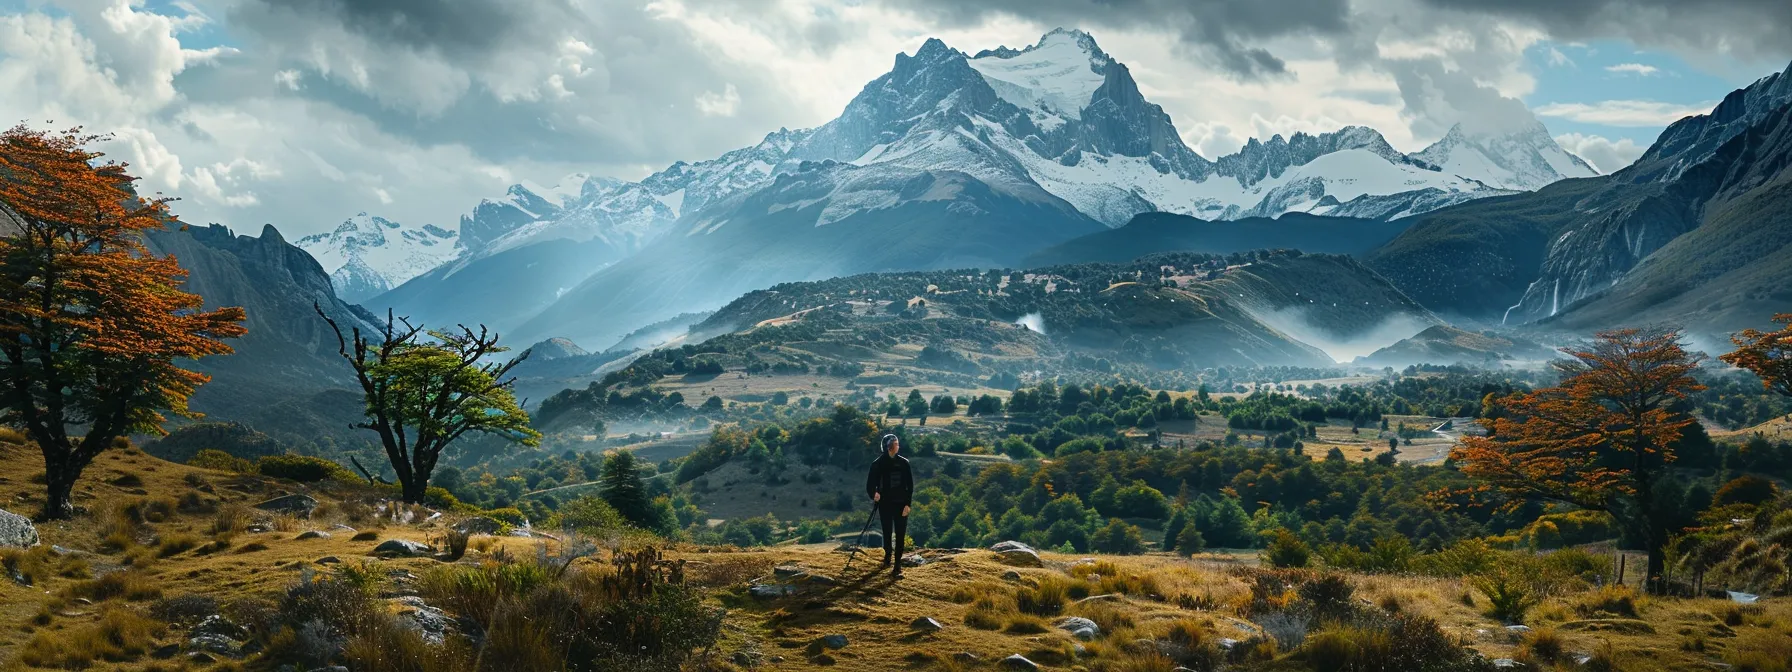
[878,502,908,562]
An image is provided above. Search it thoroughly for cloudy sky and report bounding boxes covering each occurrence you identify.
[1,0,1787,238]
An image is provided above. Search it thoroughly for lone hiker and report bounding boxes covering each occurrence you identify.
[866,433,914,578]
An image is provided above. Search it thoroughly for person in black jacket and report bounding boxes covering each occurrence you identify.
[865,433,914,577]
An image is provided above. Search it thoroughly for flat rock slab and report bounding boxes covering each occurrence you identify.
[990,541,1041,567]
[295,531,331,541]
[911,617,944,632]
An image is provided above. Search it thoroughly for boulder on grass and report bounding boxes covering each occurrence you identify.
[990,541,1041,567]
[371,539,434,557]
[0,508,39,549]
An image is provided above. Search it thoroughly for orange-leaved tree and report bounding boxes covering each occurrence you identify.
[1721,313,1792,401]
[0,125,247,519]
[1447,328,1705,586]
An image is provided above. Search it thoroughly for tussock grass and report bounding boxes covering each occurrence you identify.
[18,606,165,668]
[1016,576,1072,616]
[1517,626,1567,664]
[1575,584,1643,618]
[64,570,165,602]
[157,531,202,557]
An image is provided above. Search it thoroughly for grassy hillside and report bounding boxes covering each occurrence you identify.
[5,435,1792,671]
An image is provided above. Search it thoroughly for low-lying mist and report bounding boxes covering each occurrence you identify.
[1254,306,1436,363]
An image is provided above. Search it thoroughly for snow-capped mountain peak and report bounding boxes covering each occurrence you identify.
[1414,121,1600,191]
[968,28,1111,131]
[294,212,459,302]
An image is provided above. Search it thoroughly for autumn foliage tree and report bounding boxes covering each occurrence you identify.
[316,304,540,504]
[0,125,246,519]
[1722,313,1792,403]
[1447,328,1705,587]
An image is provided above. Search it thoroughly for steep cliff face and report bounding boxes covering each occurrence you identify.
[144,224,375,429]
[1540,100,1792,335]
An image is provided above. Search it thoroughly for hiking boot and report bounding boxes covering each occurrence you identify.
[892,566,904,579]
[880,551,892,567]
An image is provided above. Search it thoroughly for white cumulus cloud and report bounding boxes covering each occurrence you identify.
[695,83,741,117]
[1604,62,1660,76]
[1534,99,1716,126]
[1554,132,1647,173]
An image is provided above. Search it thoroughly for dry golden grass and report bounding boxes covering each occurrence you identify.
[4,437,1792,672]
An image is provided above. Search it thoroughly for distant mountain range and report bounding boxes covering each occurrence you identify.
[1366,60,1792,337]
[332,28,1596,349]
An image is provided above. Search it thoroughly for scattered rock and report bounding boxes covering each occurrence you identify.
[1057,616,1100,641]
[372,539,434,557]
[295,530,331,541]
[1002,570,1022,581]
[749,584,796,598]
[391,596,453,645]
[192,614,248,641]
[1218,638,1241,651]
[990,541,1042,567]
[315,556,341,565]
[911,617,945,632]
[252,494,318,517]
[1728,591,1760,604]
[152,644,180,659]
[331,524,358,533]
[246,524,271,533]
[901,553,928,567]
[810,653,836,666]
[187,634,241,658]
[1076,593,1119,604]
[820,634,849,649]
[953,652,981,663]
[0,508,39,549]
[188,652,218,665]
[731,651,761,668]
[72,598,93,606]
[1000,654,1039,670]
[1492,659,1519,668]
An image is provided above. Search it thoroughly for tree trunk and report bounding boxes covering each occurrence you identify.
[401,471,428,504]
[42,456,78,520]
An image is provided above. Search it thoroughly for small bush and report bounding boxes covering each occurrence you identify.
[1264,530,1311,568]
[257,453,357,483]
[1472,572,1538,624]
[188,449,254,473]
[441,529,471,561]
[1298,574,1356,619]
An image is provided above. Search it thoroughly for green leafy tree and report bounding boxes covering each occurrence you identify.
[1091,518,1146,554]
[316,306,540,503]
[600,451,653,529]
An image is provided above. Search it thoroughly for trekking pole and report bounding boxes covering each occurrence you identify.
[842,502,879,573]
